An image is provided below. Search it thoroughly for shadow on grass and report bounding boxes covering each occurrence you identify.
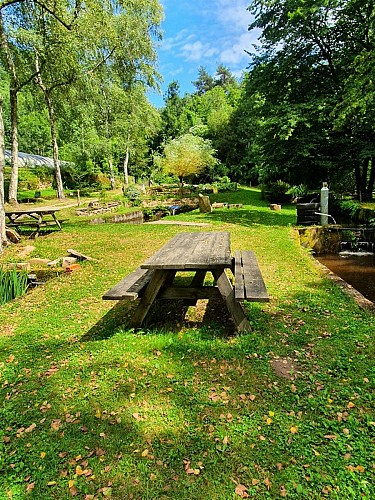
[83,301,134,341]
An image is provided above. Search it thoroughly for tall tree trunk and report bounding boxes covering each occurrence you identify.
[0,14,19,205]
[48,94,65,199]
[360,158,368,201]
[108,157,116,190]
[366,157,375,201]
[0,94,6,251]
[354,163,362,201]
[35,55,65,199]
[123,145,129,186]
[8,88,19,204]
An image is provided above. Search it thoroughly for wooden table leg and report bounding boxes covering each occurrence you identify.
[212,269,251,332]
[185,270,207,306]
[52,213,62,230]
[130,269,174,328]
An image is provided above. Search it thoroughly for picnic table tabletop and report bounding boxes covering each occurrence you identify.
[140,231,232,270]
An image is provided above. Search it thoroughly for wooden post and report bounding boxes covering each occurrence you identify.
[77,189,80,207]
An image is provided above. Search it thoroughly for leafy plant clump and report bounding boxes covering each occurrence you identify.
[262,180,292,203]
[123,186,142,206]
[0,266,29,305]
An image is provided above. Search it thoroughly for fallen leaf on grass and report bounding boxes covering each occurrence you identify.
[235,484,249,498]
[26,482,35,493]
[264,477,272,490]
[290,426,298,434]
[51,420,62,431]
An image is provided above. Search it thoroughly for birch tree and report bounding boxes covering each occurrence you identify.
[0,94,6,250]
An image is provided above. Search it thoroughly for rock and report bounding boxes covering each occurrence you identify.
[17,245,35,258]
[48,258,63,267]
[5,228,21,243]
[62,257,78,269]
[198,194,213,213]
[16,262,31,271]
[270,204,282,211]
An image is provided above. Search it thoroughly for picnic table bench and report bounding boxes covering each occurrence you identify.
[5,207,64,237]
[103,232,269,331]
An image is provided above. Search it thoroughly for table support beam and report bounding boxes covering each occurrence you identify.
[212,269,251,332]
[130,270,175,328]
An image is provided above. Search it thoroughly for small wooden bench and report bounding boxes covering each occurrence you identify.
[102,267,154,301]
[233,250,269,302]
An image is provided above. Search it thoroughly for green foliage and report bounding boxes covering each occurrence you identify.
[0,267,29,305]
[213,176,238,192]
[123,185,142,206]
[286,184,309,199]
[262,180,292,203]
[338,199,362,219]
[158,133,218,184]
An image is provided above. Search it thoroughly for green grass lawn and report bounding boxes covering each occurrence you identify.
[1,188,374,499]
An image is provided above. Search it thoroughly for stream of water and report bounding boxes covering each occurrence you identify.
[316,252,375,302]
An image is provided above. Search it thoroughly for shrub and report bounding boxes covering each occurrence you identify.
[262,180,292,203]
[123,186,142,206]
[213,176,238,193]
[338,199,361,220]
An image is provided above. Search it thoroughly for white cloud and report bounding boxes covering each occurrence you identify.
[181,41,219,62]
[220,30,261,65]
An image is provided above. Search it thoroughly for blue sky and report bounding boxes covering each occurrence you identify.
[148,0,261,107]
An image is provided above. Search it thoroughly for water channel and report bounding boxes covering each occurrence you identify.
[316,252,375,302]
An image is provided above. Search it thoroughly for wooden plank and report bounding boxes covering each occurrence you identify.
[67,249,97,261]
[102,268,154,300]
[234,251,245,300]
[213,269,251,332]
[131,269,174,327]
[234,250,269,302]
[141,232,232,270]
[159,285,220,300]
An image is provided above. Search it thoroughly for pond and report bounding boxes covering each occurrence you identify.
[316,252,375,302]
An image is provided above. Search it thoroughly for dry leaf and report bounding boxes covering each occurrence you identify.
[26,482,35,493]
[51,420,61,431]
[264,477,272,490]
[69,486,78,496]
[290,426,298,434]
[251,478,260,485]
[235,484,249,498]
[347,402,355,408]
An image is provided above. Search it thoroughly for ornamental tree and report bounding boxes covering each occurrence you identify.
[158,133,217,186]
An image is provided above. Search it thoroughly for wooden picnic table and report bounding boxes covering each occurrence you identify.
[103,231,269,331]
[5,207,64,237]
